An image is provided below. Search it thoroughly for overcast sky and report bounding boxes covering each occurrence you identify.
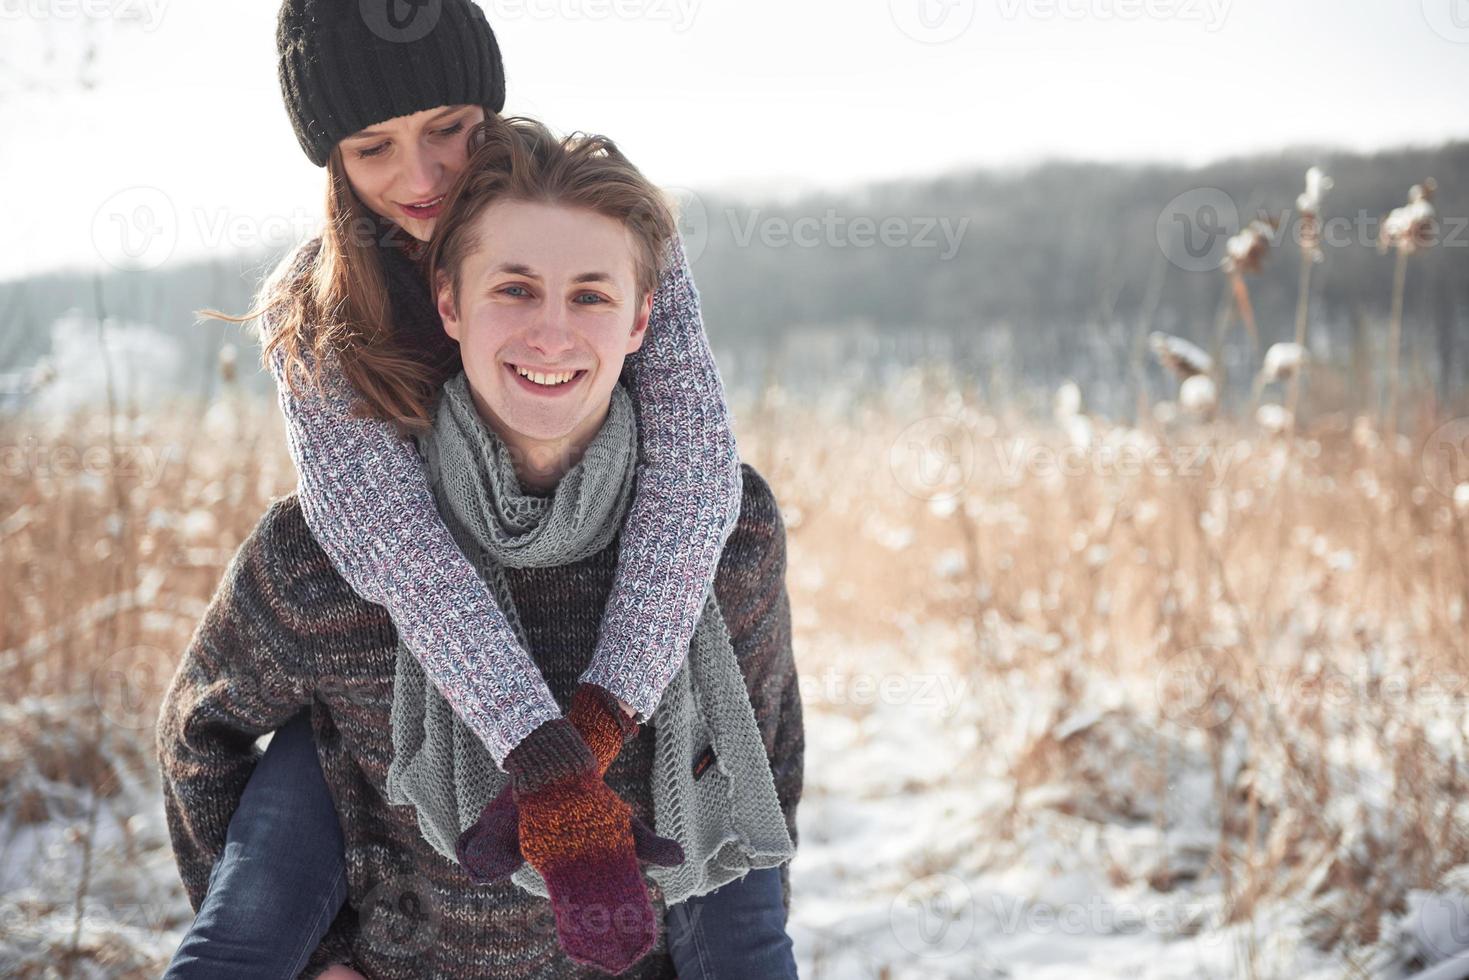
[3,0,1467,278]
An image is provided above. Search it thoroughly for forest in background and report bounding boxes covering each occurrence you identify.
[1,139,1465,420]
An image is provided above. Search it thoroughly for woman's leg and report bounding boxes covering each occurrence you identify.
[163,707,350,980]
[664,865,798,980]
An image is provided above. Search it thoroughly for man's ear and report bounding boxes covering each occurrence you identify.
[436,271,461,341]
[626,291,653,354]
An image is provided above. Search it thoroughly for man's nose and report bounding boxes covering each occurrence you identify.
[525,303,576,358]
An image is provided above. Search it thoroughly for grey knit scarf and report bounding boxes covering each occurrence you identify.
[384,372,794,906]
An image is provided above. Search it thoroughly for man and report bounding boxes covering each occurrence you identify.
[155,121,803,979]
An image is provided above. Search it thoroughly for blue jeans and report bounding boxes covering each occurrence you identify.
[164,707,799,979]
[163,707,348,980]
[664,866,799,979]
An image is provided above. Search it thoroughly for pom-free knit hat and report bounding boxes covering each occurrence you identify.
[276,0,506,167]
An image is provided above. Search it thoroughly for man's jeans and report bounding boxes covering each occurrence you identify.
[163,707,799,979]
[665,866,799,979]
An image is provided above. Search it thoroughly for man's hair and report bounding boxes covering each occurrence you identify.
[427,115,679,322]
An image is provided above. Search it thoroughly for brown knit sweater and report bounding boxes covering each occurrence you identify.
[155,463,803,979]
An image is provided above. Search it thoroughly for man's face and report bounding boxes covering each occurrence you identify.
[338,104,486,242]
[437,199,653,473]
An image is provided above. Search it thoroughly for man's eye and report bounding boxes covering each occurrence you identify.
[574,293,606,305]
[500,285,530,297]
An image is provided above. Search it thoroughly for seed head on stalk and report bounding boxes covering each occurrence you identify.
[1377,178,1438,439]
[1296,166,1333,264]
[1284,167,1332,436]
[1221,216,1277,352]
[1149,331,1214,381]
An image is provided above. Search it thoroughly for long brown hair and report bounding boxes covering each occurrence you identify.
[204,112,677,431]
[201,139,452,431]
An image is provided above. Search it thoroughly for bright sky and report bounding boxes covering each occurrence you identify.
[2,0,1467,278]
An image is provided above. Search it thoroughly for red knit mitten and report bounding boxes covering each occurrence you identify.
[498,717,657,972]
[457,684,683,885]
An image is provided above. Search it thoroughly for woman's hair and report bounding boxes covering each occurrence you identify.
[427,114,677,332]
[203,113,678,433]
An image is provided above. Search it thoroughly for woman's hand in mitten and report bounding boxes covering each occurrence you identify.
[501,717,659,972]
[455,683,683,884]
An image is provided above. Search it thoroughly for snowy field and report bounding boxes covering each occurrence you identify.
[4,369,1469,978]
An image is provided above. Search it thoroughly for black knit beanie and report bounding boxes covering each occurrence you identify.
[277,0,506,167]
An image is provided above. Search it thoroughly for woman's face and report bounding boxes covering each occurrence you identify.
[338,104,486,242]
[436,199,654,488]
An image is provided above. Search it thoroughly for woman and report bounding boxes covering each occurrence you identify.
[162,1,798,977]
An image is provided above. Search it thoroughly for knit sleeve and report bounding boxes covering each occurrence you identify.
[265,339,560,767]
[577,232,744,722]
[155,505,319,915]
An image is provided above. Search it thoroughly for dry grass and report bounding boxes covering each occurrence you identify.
[3,360,1468,975]
[741,365,1469,973]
